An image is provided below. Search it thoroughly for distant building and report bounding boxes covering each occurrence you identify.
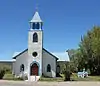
[0,60,14,68]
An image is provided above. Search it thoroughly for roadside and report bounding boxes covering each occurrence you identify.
[0,80,100,86]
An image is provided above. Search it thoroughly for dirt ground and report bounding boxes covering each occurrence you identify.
[0,80,100,86]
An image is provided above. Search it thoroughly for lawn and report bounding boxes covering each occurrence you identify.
[71,73,100,81]
[39,77,64,82]
[3,73,23,81]
[2,73,100,81]
[39,73,100,81]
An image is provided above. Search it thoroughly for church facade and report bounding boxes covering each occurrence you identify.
[12,11,58,81]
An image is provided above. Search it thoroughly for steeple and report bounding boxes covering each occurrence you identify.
[30,11,42,23]
[30,11,43,30]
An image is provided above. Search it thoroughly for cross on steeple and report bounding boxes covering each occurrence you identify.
[35,4,39,12]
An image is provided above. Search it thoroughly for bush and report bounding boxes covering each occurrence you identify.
[0,70,5,79]
[62,62,72,81]
[64,71,71,81]
[0,64,12,79]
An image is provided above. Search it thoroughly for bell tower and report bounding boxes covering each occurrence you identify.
[28,11,43,76]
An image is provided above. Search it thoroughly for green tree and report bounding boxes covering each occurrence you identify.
[67,26,100,75]
[79,26,100,75]
[62,62,71,81]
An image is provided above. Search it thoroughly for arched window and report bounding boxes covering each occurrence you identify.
[47,64,51,72]
[20,64,24,72]
[33,32,38,42]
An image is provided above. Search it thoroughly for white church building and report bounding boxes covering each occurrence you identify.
[12,11,59,81]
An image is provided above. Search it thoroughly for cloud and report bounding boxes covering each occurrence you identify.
[52,52,69,61]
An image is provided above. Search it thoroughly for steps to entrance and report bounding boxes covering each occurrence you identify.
[28,76,40,81]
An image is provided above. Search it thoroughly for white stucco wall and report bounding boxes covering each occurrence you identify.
[42,49,57,77]
[13,50,28,76]
[13,48,57,78]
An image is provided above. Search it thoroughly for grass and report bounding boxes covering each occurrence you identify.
[71,73,100,81]
[39,73,100,82]
[3,73,14,80]
[3,73,100,81]
[3,73,23,81]
[39,76,64,82]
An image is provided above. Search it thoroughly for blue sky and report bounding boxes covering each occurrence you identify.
[0,0,100,60]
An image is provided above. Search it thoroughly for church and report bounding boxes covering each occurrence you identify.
[12,11,59,81]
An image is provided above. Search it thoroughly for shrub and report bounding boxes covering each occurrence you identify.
[62,62,72,81]
[0,70,5,79]
[0,64,12,79]
[64,70,71,81]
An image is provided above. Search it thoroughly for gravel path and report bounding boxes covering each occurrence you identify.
[0,80,100,86]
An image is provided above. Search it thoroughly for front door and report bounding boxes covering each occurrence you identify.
[31,63,38,76]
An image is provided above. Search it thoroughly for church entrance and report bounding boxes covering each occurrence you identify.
[30,63,38,76]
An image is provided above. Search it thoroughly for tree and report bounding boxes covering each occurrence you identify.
[67,26,100,75]
[67,49,82,72]
[62,62,71,81]
[78,26,100,75]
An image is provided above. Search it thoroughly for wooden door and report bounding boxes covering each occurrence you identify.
[31,63,38,76]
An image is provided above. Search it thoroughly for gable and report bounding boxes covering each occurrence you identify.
[43,48,58,60]
[12,48,58,60]
[12,49,28,59]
